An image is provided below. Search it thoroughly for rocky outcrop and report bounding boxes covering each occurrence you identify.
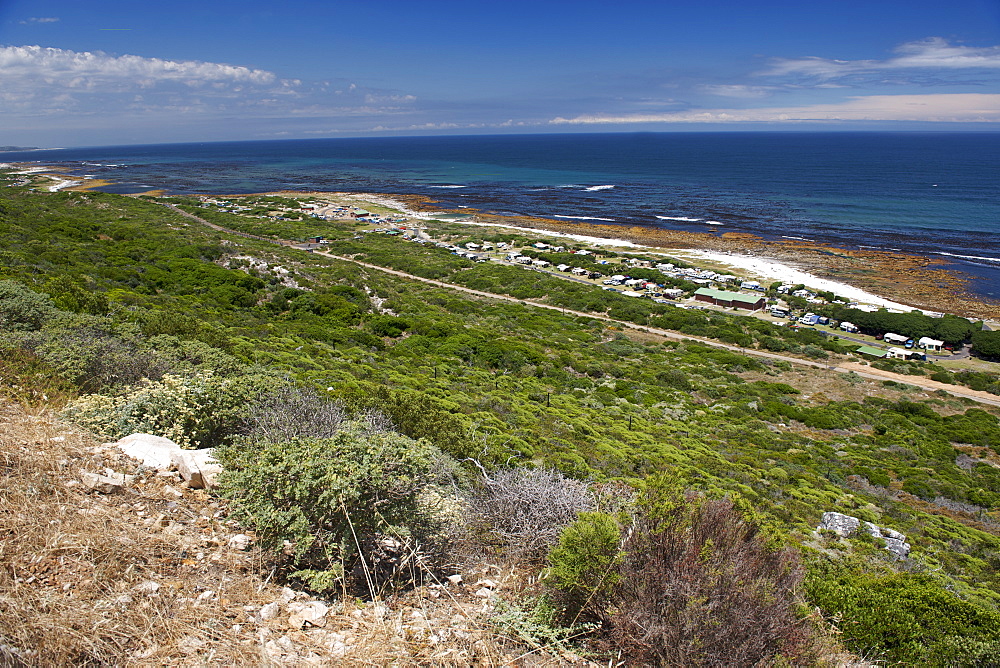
[818,511,911,559]
[114,433,222,489]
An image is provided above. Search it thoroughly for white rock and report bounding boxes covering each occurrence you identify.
[288,601,329,629]
[259,601,281,621]
[818,511,860,537]
[229,533,252,551]
[177,635,205,655]
[277,587,296,604]
[475,579,498,589]
[474,587,494,598]
[80,471,126,494]
[447,574,463,585]
[133,580,160,595]
[116,433,181,471]
[171,448,222,490]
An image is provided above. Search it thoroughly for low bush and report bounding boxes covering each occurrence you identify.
[464,467,594,562]
[545,511,622,621]
[601,490,811,665]
[216,426,455,594]
[63,371,270,448]
[806,567,1000,665]
[0,280,58,331]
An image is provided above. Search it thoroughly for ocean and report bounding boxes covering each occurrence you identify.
[4,132,999,301]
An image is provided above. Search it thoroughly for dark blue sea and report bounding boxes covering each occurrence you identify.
[4,132,999,302]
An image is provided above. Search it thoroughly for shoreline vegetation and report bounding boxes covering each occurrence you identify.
[7,159,996,321]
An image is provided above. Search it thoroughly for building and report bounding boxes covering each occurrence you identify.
[693,288,766,311]
[856,345,888,358]
[840,321,859,333]
[884,333,908,345]
[918,337,944,352]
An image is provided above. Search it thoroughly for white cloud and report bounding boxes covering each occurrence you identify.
[762,38,1000,80]
[551,94,1000,125]
[19,17,59,24]
[698,84,776,99]
[0,44,421,129]
[0,45,278,87]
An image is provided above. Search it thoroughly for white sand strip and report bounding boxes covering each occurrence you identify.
[674,249,918,311]
[47,178,82,192]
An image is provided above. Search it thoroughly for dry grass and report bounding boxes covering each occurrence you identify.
[0,401,269,665]
[0,400,567,666]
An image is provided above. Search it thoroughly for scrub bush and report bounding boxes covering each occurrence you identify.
[0,280,58,331]
[602,491,810,665]
[545,511,622,621]
[806,568,1000,665]
[63,371,269,448]
[464,467,595,562]
[216,426,453,593]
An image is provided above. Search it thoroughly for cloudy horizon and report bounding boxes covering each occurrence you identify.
[1,1,999,146]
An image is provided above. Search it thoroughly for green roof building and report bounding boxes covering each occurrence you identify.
[693,287,766,310]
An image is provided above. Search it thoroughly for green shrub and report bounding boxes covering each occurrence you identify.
[806,568,1000,665]
[545,511,622,621]
[0,280,58,331]
[63,370,269,448]
[216,426,452,592]
[490,595,594,653]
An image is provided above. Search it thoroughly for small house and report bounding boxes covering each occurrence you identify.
[884,333,908,345]
[918,337,944,352]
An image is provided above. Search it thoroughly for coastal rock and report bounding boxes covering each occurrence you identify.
[818,511,910,559]
[115,433,181,471]
[229,533,252,551]
[259,601,281,621]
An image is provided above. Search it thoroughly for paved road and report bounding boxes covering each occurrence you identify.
[163,202,1000,409]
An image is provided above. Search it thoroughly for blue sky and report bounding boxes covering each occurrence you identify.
[1,0,999,146]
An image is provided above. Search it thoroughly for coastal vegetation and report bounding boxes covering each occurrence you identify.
[2,174,1000,664]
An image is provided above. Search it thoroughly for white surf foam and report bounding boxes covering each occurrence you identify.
[656,216,702,222]
[937,252,1000,264]
[429,185,467,188]
[705,221,724,226]
[584,185,615,191]
[554,215,616,222]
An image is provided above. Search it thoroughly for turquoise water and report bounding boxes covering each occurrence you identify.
[4,132,999,300]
